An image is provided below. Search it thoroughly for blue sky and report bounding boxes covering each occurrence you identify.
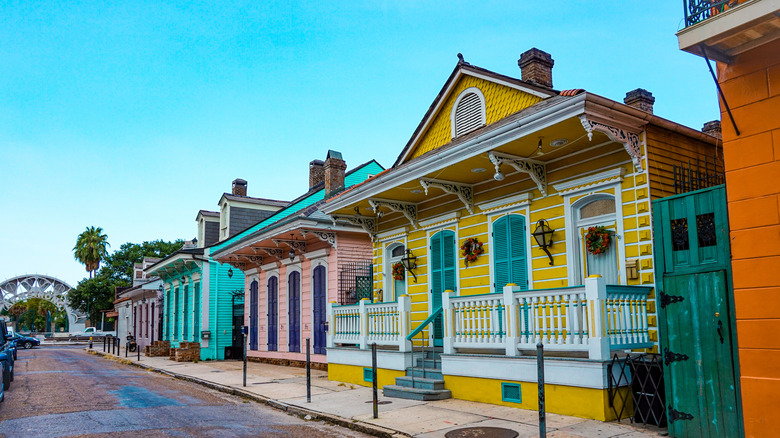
[0,1,719,287]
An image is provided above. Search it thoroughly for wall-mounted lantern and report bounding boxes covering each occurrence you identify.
[400,249,418,282]
[532,219,555,265]
[227,268,234,279]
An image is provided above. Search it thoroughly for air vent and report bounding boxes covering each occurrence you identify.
[501,382,522,403]
[453,90,485,138]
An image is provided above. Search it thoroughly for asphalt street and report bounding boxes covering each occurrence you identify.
[0,346,371,438]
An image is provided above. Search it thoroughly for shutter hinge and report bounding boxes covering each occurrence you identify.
[663,347,689,365]
[660,291,684,308]
[668,407,694,423]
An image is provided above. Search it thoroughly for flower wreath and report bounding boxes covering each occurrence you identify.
[585,226,611,255]
[392,262,405,281]
[461,237,484,265]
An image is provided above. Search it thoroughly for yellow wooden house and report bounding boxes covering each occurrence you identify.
[321,48,720,420]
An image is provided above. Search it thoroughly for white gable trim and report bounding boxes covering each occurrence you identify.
[398,69,551,165]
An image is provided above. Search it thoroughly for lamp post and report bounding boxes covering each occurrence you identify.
[532,219,555,266]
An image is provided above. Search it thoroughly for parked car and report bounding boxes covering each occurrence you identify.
[70,327,116,338]
[12,334,40,349]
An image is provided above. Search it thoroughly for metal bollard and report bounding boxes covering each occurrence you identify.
[137,343,141,361]
[89,337,93,349]
[306,338,311,403]
[372,342,378,419]
[537,342,546,438]
[125,340,128,358]
[103,337,106,352]
[117,338,121,356]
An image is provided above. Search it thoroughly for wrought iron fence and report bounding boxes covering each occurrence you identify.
[684,0,742,27]
[673,155,725,194]
[608,353,667,427]
[338,261,372,305]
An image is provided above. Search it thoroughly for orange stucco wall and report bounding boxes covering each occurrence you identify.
[718,38,780,437]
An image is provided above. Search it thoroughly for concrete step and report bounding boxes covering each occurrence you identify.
[395,376,445,390]
[406,367,444,380]
[383,385,452,401]
[415,358,441,369]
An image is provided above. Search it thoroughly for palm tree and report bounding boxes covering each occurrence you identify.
[73,226,110,278]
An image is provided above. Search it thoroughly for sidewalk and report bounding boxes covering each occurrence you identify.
[89,347,665,438]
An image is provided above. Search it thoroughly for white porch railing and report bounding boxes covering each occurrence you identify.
[328,276,652,360]
[327,297,412,351]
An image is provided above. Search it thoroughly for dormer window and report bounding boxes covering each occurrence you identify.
[451,87,486,138]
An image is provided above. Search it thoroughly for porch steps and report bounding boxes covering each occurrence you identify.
[383,348,451,401]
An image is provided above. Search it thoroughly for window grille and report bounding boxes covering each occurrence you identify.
[338,260,372,305]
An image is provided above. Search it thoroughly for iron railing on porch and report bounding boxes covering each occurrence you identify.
[683,0,742,27]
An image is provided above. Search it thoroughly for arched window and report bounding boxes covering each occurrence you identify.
[573,194,619,285]
[451,87,486,138]
[492,214,528,292]
[386,243,406,302]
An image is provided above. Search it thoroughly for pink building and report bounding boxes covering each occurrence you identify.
[209,151,383,365]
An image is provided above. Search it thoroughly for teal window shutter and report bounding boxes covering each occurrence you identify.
[493,215,528,292]
[442,231,456,293]
[431,233,443,298]
[508,215,528,291]
[493,216,510,293]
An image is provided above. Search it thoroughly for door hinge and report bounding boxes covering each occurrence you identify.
[668,407,694,423]
[660,291,684,308]
[663,347,689,365]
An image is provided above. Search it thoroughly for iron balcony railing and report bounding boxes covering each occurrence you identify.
[684,0,742,27]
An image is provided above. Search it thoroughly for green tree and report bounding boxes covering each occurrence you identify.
[100,240,184,284]
[67,238,183,322]
[5,298,64,332]
[68,275,117,324]
[73,226,110,278]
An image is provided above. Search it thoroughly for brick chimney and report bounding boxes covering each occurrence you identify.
[518,48,554,89]
[324,150,347,198]
[624,89,655,114]
[309,159,325,189]
[232,178,247,196]
[702,120,722,139]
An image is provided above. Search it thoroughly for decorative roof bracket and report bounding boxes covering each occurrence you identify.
[579,115,643,171]
[236,254,263,265]
[255,247,285,259]
[488,151,547,196]
[300,230,337,248]
[272,239,307,256]
[331,214,377,240]
[419,178,474,214]
[368,198,418,228]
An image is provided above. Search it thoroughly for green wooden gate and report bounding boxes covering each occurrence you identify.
[652,185,742,437]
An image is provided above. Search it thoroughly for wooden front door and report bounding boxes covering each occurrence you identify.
[249,280,258,351]
[430,230,456,347]
[288,271,301,353]
[267,276,278,351]
[312,265,327,355]
[653,185,742,437]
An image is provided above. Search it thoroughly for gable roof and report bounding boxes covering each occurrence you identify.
[209,159,385,256]
[393,59,558,167]
[217,193,289,208]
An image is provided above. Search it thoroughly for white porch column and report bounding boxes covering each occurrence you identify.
[326,301,335,348]
[442,291,455,355]
[398,295,412,352]
[359,298,369,350]
[503,284,520,356]
[585,276,610,361]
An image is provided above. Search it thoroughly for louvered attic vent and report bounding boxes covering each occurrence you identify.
[453,92,485,137]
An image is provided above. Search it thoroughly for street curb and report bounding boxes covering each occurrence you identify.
[87,349,408,438]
